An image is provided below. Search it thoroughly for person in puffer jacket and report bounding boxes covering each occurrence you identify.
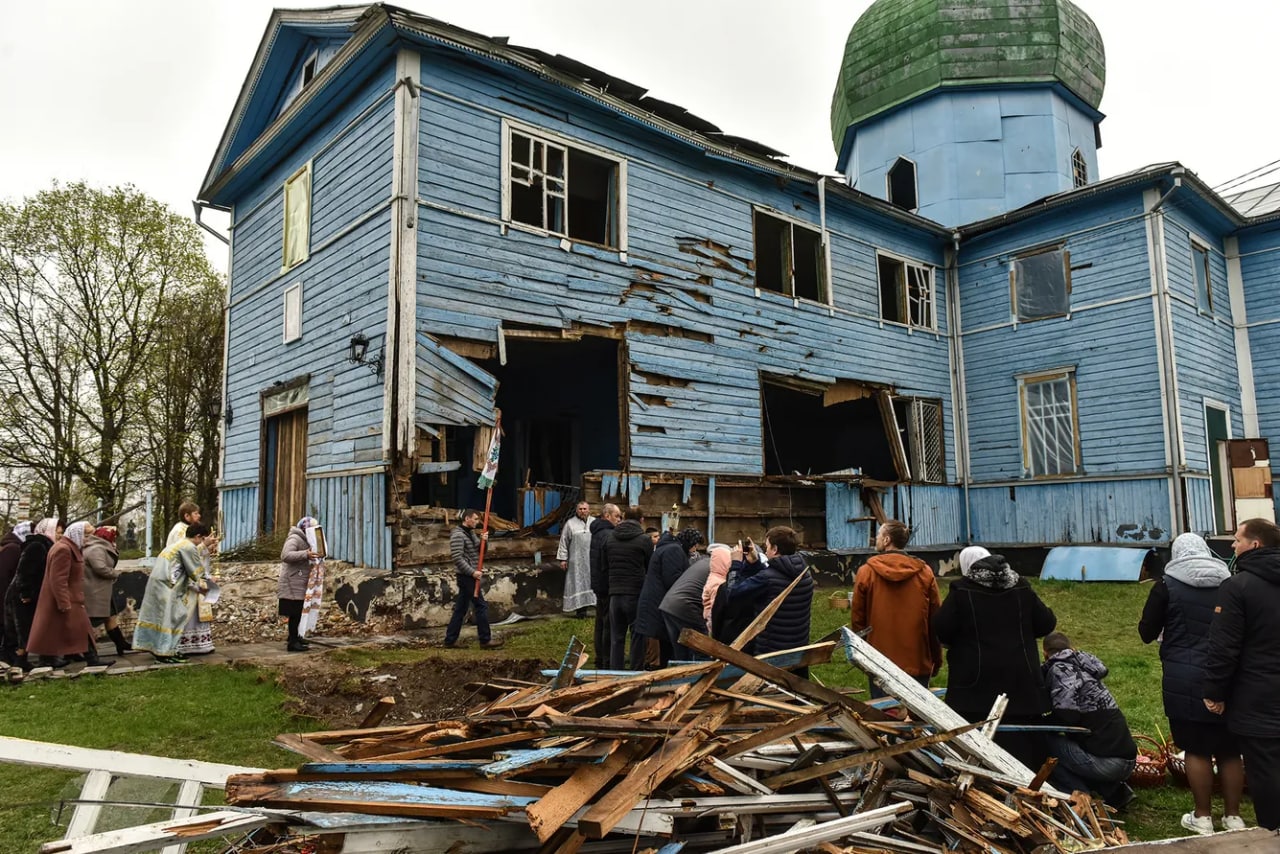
[1041,632,1137,809]
[1139,532,1243,834]
[726,526,814,672]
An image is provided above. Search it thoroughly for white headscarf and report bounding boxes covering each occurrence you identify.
[297,517,322,560]
[11,521,31,542]
[959,545,991,577]
[33,517,58,541]
[62,521,90,549]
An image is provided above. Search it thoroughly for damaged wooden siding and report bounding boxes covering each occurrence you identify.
[414,50,955,478]
[960,193,1165,483]
[305,472,390,568]
[1240,225,1280,518]
[1162,208,1244,473]
[967,478,1170,546]
[415,333,498,427]
[223,65,397,486]
[825,483,963,549]
[220,485,259,550]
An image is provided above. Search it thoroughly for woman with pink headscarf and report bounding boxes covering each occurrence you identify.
[702,544,732,635]
[28,521,94,668]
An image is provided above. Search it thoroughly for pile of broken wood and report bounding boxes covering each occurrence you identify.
[222,577,1128,854]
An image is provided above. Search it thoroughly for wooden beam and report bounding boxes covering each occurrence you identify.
[525,740,645,843]
[698,802,912,854]
[358,696,397,729]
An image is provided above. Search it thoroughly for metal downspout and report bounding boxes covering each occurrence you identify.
[946,231,972,543]
[1151,176,1185,535]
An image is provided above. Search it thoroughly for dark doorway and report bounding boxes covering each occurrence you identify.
[761,381,897,480]
[411,336,623,521]
[262,407,307,534]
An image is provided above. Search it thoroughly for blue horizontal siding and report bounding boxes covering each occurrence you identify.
[305,472,390,569]
[1239,225,1280,518]
[221,485,259,550]
[968,478,1171,546]
[826,483,963,550]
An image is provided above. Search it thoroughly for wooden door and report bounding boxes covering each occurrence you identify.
[265,408,308,533]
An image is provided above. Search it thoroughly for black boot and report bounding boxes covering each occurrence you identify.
[84,638,101,667]
[106,626,134,655]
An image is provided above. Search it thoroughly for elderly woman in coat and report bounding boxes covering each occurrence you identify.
[279,517,324,653]
[6,517,60,671]
[83,526,133,656]
[27,521,95,668]
[133,523,211,663]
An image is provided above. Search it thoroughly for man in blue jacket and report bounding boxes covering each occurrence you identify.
[728,526,813,669]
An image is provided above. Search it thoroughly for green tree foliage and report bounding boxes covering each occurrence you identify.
[0,182,223,520]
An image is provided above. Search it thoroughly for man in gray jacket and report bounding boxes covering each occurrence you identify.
[445,509,503,649]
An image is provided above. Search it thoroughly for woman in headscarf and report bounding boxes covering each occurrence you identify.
[0,521,31,667]
[702,544,732,634]
[133,523,211,663]
[934,545,1057,768]
[27,521,95,668]
[1139,533,1245,835]
[279,516,323,652]
[83,526,133,656]
[5,517,59,671]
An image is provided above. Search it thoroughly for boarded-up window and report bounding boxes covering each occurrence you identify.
[891,397,945,482]
[283,282,302,343]
[282,163,311,270]
[506,127,623,248]
[1013,248,1070,321]
[877,254,934,329]
[1192,240,1213,314]
[1020,370,1079,477]
[753,210,827,303]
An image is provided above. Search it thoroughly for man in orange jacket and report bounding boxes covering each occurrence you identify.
[851,519,942,698]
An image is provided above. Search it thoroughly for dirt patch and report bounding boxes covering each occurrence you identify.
[264,643,546,729]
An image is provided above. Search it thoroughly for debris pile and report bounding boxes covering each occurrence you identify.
[224,609,1128,853]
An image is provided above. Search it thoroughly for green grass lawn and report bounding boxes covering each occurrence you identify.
[0,578,1249,849]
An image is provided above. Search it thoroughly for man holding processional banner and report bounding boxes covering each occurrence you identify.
[444,412,505,649]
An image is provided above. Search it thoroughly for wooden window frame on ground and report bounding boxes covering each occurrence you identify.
[500,119,628,252]
[282,161,312,272]
[876,251,935,330]
[1010,245,1071,322]
[1017,367,1081,478]
[751,208,830,305]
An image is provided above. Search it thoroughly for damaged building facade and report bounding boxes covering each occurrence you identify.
[200,1,1280,574]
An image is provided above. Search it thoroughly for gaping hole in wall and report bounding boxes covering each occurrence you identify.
[761,380,898,480]
[887,157,918,212]
[411,336,622,521]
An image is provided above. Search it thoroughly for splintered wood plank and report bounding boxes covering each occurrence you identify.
[497,662,721,714]
[551,636,587,690]
[480,748,569,778]
[304,723,434,745]
[273,733,348,763]
[525,740,645,843]
[224,778,536,819]
[358,696,397,729]
[370,729,539,762]
[721,707,839,758]
[37,810,273,854]
[696,802,912,854]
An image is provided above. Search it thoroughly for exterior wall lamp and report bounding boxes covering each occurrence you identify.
[348,333,385,377]
[207,400,233,426]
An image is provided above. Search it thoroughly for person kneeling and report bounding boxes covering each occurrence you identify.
[1042,632,1138,809]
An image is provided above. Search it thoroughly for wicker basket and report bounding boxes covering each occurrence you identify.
[1129,734,1169,788]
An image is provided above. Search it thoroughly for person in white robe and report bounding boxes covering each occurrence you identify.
[557,501,596,615]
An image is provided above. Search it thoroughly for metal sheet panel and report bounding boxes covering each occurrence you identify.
[220,485,259,550]
[306,472,389,569]
[1039,546,1150,582]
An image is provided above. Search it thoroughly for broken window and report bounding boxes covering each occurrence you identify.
[752,210,827,303]
[1012,247,1070,321]
[1192,240,1213,314]
[891,397,945,482]
[282,162,311,271]
[1071,149,1088,189]
[888,157,918,212]
[877,254,935,329]
[1020,370,1079,477]
[506,127,623,248]
[761,377,898,480]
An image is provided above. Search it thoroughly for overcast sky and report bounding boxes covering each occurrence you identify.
[2,0,1278,269]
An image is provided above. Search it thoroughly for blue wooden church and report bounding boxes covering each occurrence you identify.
[198,0,1280,570]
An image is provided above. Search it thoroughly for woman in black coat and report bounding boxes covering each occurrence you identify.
[934,547,1057,769]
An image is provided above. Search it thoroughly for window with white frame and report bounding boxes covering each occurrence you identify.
[505,126,624,248]
[753,210,827,303]
[282,163,311,271]
[1191,239,1214,314]
[1071,149,1088,189]
[877,254,935,329]
[891,396,945,482]
[1020,369,1079,477]
[1012,246,1070,321]
[283,282,302,343]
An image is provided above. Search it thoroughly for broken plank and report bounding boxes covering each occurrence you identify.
[38,810,274,854]
[224,778,536,820]
[721,706,839,758]
[0,736,259,787]
[525,740,645,843]
[358,696,397,729]
[369,729,539,762]
[480,747,569,778]
[273,733,348,763]
[701,802,912,854]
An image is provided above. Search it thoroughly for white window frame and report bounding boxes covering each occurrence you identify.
[1071,148,1088,189]
[1190,235,1214,315]
[876,250,936,330]
[499,118,628,252]
[1017,368,1081,478]
[751,206,831,306]
[1011,245,1071,322]
[891,396,946,483]
[283,281,302,344]
[886,156,919,213]
[282,161,312,272]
